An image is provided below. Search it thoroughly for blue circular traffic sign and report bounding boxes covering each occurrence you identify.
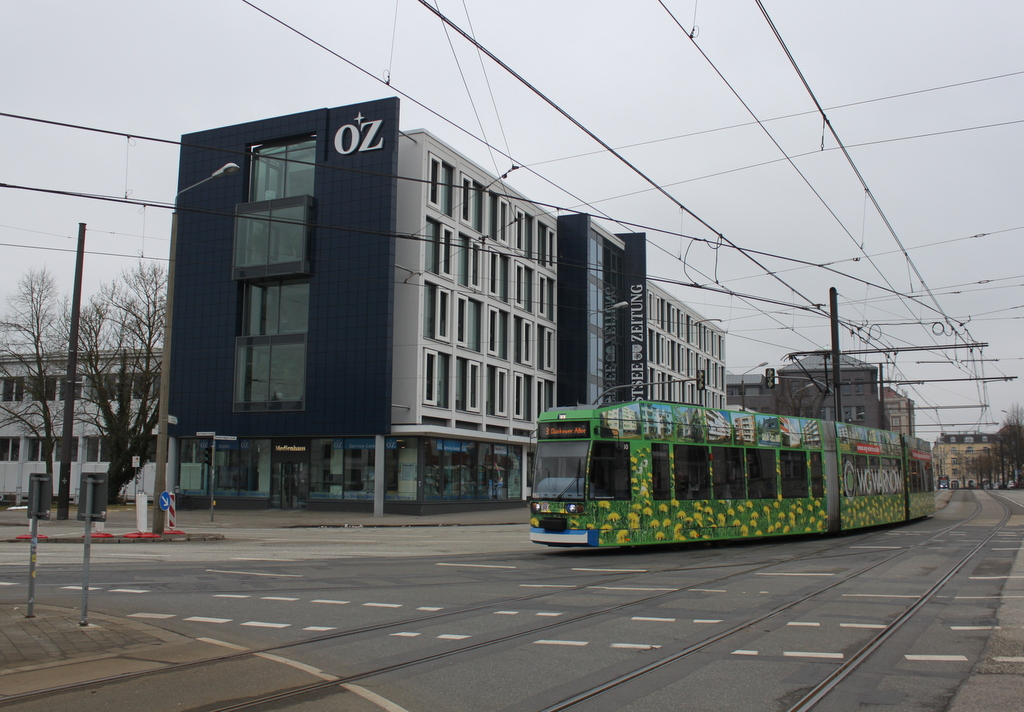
[158,491,172,511]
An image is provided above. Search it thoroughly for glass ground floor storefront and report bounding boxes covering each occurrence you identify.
[176,435,524,512]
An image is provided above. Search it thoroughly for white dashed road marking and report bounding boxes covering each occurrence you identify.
[906,655,969,662]
[241,621,291,628]
[206,569,302,578]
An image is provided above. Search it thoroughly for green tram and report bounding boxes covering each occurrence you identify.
[530,401,935,547]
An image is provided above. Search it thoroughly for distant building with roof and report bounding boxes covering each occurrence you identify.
[726,354,884,429]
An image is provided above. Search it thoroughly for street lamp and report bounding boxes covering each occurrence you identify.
[740,361,769,411]
[153,163,240,534]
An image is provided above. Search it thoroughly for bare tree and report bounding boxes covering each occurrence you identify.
[78,262,166,503]
[0,269,68,479]
[999,404,1024,486]
[774,379,826,419]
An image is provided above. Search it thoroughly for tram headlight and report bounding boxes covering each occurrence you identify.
[565,503,585,515]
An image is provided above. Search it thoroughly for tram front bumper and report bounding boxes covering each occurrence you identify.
[530,527,599,547]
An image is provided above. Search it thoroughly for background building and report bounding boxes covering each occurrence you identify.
[883,386,916,437]
[932,432,998,489]
[164,98,726,514]
[726,354,886,429]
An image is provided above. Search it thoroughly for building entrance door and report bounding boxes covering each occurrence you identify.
[271,461,309,509]
[270,440,310,509]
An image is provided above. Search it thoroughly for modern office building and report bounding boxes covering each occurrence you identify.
[166,98,725,513]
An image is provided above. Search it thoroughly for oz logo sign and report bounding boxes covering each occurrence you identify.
[334,112,385,155]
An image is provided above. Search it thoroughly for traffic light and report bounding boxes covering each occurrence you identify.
[201,443,212,466]
[696,369,706,391]
[765,367,777,389]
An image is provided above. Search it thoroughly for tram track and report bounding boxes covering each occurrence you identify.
[0,493,999,711]
[535,490,1014,712]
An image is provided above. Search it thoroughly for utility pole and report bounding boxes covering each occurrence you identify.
[56,223,85,519]
[830,287,843,423]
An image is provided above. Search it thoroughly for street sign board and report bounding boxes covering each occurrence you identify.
[167,415,178,425]
[214,435,237,441]
[196,431,215,437]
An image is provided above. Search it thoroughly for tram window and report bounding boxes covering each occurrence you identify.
[780,450,809,498]
[589,441,631,499]
[809,451,824,498]
[652,443,671,499]
[881,458,902,494]
[908,461,919,492]
[711,447,746,500]
[747,449,777,499]
[673,444,710,500]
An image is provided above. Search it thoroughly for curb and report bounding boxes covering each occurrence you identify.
[4,533,224,544]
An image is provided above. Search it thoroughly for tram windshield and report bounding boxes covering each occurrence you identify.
[533,440,590,500]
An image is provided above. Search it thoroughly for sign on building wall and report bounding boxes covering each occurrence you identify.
[621,234,648,400]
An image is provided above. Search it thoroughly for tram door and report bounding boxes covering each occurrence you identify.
[270,440,310,509]
[822,424,841,533]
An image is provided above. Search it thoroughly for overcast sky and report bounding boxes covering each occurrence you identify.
[3,0,1022,436]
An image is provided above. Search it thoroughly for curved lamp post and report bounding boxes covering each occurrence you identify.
[740,361,769,411]
[153,163,240,534]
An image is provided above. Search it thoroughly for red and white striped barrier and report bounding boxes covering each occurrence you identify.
[164,493,185,535]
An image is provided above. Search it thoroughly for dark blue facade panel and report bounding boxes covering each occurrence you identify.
[556,213,592,407]
[170,99,400,440]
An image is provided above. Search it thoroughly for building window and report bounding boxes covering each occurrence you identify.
[232,136,317,279]
[424,220,452,276]
[537,223,554,266]
[457,234,470,286]
[514,265,534,312]
[429,157,454,216]
[455,357,480,413]
[1,378,25,402]
[513,373,532,421]
[424,350,450,408]
[536,379,554,413]
[233,195,313,279]
[455,297,481,351]
[486,365,507,416]
[250,137,315,202]
[515,211,533,257]
[0,437,19,461]
[234,339,306,411]
[83,436,108,463]
[27,438,77,462]
[460,177,485,231]
[489,253,509,301]
[243,280,309,336]
[489,194,511,242]
[423,284,450,341]
[456,233,481,287]
[487,308,509,359]
[235,279,308,412]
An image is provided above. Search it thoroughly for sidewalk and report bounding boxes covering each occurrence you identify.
[0,502,532,543]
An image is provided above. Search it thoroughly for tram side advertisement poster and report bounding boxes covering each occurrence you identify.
[600,403,821,452]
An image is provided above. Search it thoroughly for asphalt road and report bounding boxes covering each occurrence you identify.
[1,490,1022,712]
